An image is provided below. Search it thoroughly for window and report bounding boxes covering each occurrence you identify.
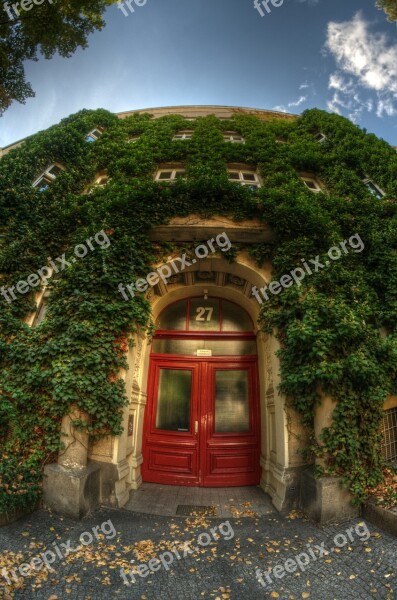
[223,132,245,144]
[381,407,397,463]
[32,292,49,326]
[155,167,186,182]
[363,178,385,199]
[85,173,111,194]
[157,298,254,332]
[314,132,327,143]
[227,168,261,189]
[32,163,64,191]
[95,175,110,187]
[301,176,322,193]
[86,128,103,142]
[173,131,194,140]
[127,135,141,143]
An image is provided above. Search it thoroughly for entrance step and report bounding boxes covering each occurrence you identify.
[123,483,275,518]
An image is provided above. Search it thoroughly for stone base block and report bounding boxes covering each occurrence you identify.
[300,467,359,524]
[43,462,101,520]
[362,498,397,537]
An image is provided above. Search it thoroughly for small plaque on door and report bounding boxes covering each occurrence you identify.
[196,349,212,357]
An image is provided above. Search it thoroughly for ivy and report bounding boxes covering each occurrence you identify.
[0,107,396,511]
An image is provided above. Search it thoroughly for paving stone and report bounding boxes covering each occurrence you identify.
[0,504,396,599]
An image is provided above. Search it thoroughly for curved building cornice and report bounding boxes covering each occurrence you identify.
[0,105,297,157]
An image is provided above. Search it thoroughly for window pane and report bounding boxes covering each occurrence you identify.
[221,300,253,331]
[228,172,240,180]
[242,173,256,182]
[157,299,187,330]
[366,182,382,198]
[304,179,317,190]
[174,170,186,179]
[381,407,397,462]
[215,370,250,433]
[48,165,63,177]
[189,298,220,331]
[152,339,257,355]
[156,369,192,431]
[35,176,51,191]
[158,171,172,180]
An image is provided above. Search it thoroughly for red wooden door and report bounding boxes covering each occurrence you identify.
[202,359,260,486]
[142,356,260,486]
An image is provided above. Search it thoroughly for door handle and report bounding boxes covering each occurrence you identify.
[195,420,199,434]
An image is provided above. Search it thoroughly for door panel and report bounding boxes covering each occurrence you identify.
[142,360,201,486]
[202,361,260,486]
[142,357,261,487]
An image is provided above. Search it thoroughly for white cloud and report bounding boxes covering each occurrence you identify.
[288,95,307,108]
[273,105,288,113]
[325,12,397,120]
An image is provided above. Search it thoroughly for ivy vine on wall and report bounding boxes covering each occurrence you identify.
[0,107,396,511]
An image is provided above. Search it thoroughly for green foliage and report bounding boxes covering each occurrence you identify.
[0,1,115,113]
[377,0,397,22]
[0,107,396,511]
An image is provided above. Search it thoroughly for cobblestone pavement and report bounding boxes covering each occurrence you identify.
[0,507,396,600]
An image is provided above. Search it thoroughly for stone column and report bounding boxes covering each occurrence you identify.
[314,394,337,468]
[43,406,101,519]
[300,392,359,524]
[58,408,90,469]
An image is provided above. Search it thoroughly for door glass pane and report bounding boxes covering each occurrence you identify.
[152,338,257,355]
[156,369,192,432]
[221,300,253,332]
[189,298,220,331]
[157,300,187,330]
[215,370,250,433]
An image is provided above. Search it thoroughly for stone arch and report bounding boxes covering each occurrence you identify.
[119,251,306,511]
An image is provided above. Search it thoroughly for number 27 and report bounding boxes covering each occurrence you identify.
[196,307,213,321]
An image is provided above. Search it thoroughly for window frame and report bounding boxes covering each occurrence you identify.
[155,297,255,335]
[314,132,327,143]
[94,174,111,187]
[362,177,385,200]
[86,128,103,142]
[223,132,245,144]
[227,167,261,189]
[381,406,397,463]
[155,167,187,182]
[301,176,322,193]
[32,163,65,190]
[172,131,194,141]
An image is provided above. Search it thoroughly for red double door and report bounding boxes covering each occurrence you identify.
[142,356,261,486]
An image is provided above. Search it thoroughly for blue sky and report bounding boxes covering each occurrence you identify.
[1,0,397,147]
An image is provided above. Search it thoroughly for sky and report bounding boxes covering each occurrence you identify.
[1,0,397,147]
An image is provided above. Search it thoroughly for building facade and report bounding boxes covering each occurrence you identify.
[1,106,396,524]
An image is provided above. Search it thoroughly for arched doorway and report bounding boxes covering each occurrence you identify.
[142,296,261,486]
